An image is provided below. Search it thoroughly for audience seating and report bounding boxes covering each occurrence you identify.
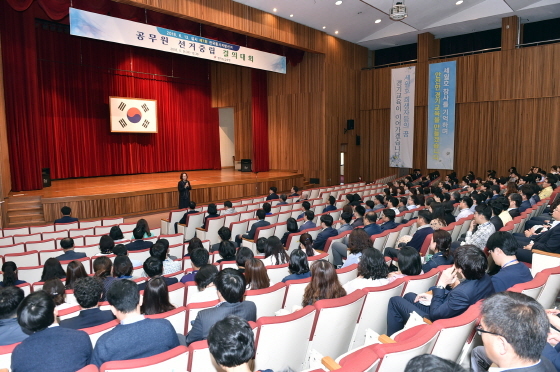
[13,233,42,245]
[178,212,205,241]
[82,320,119,347]
[401,268,440,295]
[60,257,92,274]
[55,222,80,231]
[38,249,61,264]
[25,239,56,252]
[185,300,220,334]
[283,277,311,310]
[535,266,560,309]
[188,341,220,372]
[509,270,548,299]
[0,343,20,371]
[128,248,151,264]
[100,345,189,372]
[102,218,124,226]
[335,264,358,286]
[531,249,560,276]
[79,220,102,229]
[3,250,39,267]
[160,209,187,235]
[245,283,287,318]
[29,224,55,234]
[265,263,290,283]
[184,282,219,305]
[2,227,29,237]
[145,307,187,335]
[0,243,26,255]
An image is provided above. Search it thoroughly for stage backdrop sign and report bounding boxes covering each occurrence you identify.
[427,61,456,169]
[389,66,416,168]
[69,8,286,74]
[110,97,157,133]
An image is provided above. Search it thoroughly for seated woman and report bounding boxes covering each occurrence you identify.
[343,248,390,294]
[342,228,373,268]
[41,258,66,282]
[422,230,454,273]
[388,246,423,283]
[93,235,115,257]
[299,232,317,257]
[236,247,254,274]
[185,237,204,257]
[302,260,346,307]
[130,218,153,239]
[109,226,126,244]
[216,241,236,263]
[194,264,219,291]
[0,262,26,287]
[202,203,220,229]
[282,249,311,283]
[140,277,176,315]
[244,259,270,290]
[281,218,300,246]
[261,236,289,266]
[93,256,116,301]
[65,260,88,290]
[112,256,133,279]
[43,278,73,311]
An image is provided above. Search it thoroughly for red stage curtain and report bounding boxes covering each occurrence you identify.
[251,70,270,172]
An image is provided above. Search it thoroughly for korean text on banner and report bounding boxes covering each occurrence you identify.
[427,61,456,169]
[389,66,416,168]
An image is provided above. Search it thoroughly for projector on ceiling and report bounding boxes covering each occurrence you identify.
[390,1,407,21]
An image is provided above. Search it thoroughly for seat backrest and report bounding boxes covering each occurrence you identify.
[82,320,119,347]
[145,307,187,335]
[25,239,57,252]
[3,227,30,237]
[55,222,80,231]
[128,248,151,264]
[0,236,13,246]
[184,212,205,241]
[3,250,39,267]
[419,234,433,256]
[283,277,312,310]
[158,234,183,247]
[74,244,101,257]
[336,264,358,286]
[185,300,220,334]
[188,341,221,372]
[0,342,20,371]
[536,266,560,309]
[229,219,249,239]
[0,243,26,255]
[101,346,189,372]
[13,233,42,245]
[38,249,62,264]
[308,291,366,359]
[245,282,287,318]
[17,265,44,284]
[402,268,440,295]
[79,220,103,229]
[29,224,55,234]
[350,280,406,349]
[185,283,219,306]
[531,250,560,276]
[265,263,290,284]
[371,231,390,252]
[509,272,549,299]
[102,218,124,226]
[94,225,115,236]
[286,231,305,255]
[254,306,317,372]
[69,228,95,238]
[204,216,226,244]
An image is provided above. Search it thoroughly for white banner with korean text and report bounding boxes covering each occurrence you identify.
[389,66,415,168]
[69,8,287,74]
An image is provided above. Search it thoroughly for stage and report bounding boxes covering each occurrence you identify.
[8,169,304,223]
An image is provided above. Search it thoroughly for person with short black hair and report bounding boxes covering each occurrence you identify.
[95,235,115,256]
[175,201,199,233]
[202,203,220,229]
[281,249,311,282]
[311,214,337,251]
[235,209,270,245]
[337,212,353,234]
[262,202,272,215]
[471,292,556,372]
[137,257,178,291]
[125,228,153,252]
[181,248,210,283]
[261,236,289,266]
[148,241,181,275]
[11,291,93,372]
[54,206,78,224]
[0,286,28,345]
[387,246,423,283]
[194,264,219,291]
[406,354,469,372]
[458,204,495,251]
[519,184,534,213]
[91,279,179,366]
[186,269,257,345]
[297,200,311,220]
[222,200,236,215]
[323,196,337,213]
[384,210,434,260]
[41,257,66,282]
[207,315,274,372]
[351,205,366,228]
[256,237,268,254]
[0,261,26,287]
[486,231,532,292]
[276,193,288,205]
[299,210,316,232]
[266,186,279,201]
[59,276,115,330]
[217,240,237,263]
[57,237,86,262]
[211,226,239,252]
[387,245,494,335]
[456,196,474,220]
[363,211,382,236]
[235,247,254,274]
[290,186,299,197]
[112,256,133,279]
[112,244,142,267]
[379,209,398,232]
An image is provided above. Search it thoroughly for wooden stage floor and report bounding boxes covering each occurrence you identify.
[11,170,304,222]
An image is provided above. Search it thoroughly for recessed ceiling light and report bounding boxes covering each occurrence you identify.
[289,14,294,17]
[273,8,277,12]
[335,0,343,5]
[323,26,326,29]
[456,0,463,4]
[335,31,339,34]
[375,19,381,23]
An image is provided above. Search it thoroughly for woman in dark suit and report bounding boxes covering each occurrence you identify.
[178,172,192,209]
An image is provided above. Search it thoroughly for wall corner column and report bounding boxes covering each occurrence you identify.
[502,16,519,51]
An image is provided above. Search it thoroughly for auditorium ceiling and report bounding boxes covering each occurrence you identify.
[231,0,560,50]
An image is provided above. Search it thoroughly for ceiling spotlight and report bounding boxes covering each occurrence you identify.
[323,26,326,29]
[389,1,407,21]
[273,8,277,12]
[456,0,463,4]
[335,31,339,34]
[335,0,343,5]
[375,19,382,23]
[289,14,294,17]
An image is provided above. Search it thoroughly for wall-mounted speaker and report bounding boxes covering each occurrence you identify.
[310,178,320,184]
[356,135,361,146]
[347,119,354,130]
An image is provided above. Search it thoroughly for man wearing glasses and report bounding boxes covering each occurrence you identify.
[515,204,560,264]
[471,291,556,372]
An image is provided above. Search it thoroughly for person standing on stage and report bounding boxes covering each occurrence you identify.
[178,173,192,209]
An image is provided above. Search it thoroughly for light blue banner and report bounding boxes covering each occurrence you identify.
[69,8,286,74]
[427,61,456,169]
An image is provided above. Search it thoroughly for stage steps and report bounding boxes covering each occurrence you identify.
[6,195,45,227]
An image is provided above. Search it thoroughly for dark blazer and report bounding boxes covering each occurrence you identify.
[178,210,199,225]
[137,277,178,291]
[299,220,316,232]
[509,208,521,218]
[210,240,239,252]
[322,205,337,213]
[281,231,298,246]
[125,239,154,252]
[266,193,279,201]
[489,216,503,231]
[59,308,116,330]
[408,226,434,252]
[519,200,532,213]
[312,227,338,251]
[57,250,87,262]
[54,216,79,224]
[531,223,560,253]
[379,221,399,232]
[422,252,454,273]
[363,223,382,237]
[243,220,270,240]
[186,301,257,345]
[351,218,364,228]
[428,274,494,322]
[276,201,288,205]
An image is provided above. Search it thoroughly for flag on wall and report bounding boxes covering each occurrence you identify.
[110,97,158,133]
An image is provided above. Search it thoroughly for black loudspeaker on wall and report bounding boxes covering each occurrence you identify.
[356,135,361,146]
[240,159,252,172]
[42,168,51,187]
[347,119,354,130]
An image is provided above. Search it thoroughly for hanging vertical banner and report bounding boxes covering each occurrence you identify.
[427,61,456,169]
[389,66,416,168]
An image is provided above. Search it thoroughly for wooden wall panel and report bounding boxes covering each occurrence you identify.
[0,36,11,200]
[502,16,519,51]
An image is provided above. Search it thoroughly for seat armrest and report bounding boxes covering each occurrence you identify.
[162,218,170,222]
[378,334,396,344]
[321,356,342,371]
[242,238,254,243]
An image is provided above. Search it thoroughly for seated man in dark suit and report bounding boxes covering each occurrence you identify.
[516,204,560,263]
[54,205,79,224]
[337,212,353,234]
[266,186,279,201]
[59,276,115,330]
[186,268,256,345]
[384,210,434,259]
[137,257,178,291]
[0,286,28,346]
[379,209,399,231]
[289,186,300,197]
[363,211,382,237]
[297,201,311,220]
[263,202,273,216]
[57,237,86,262]
[235,209,270,245]
[11,291,93,372]
[507,193,522,218]
[322,196,337,213]
[312,215,338,251]
[276,194,289,205]
[125,228,154,252]
[351,205,366,228]
[180,248,209,283]
[211,226,239,252]
[518,184,534,213]
[91,280,179,367]
[299,210,316,232]
[175,201,199,233]
[387,245,495,335]
[486,232,532,293]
